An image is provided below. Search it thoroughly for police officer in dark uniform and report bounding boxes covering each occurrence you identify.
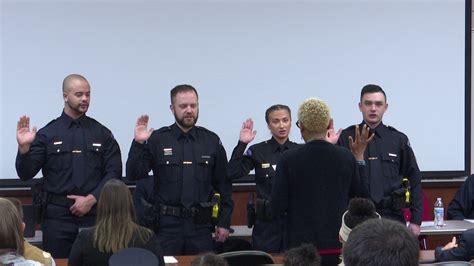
[448,174,474,220]
[228,104,298,253]
[337,84,423,235]
[126,84,233,255]
[15,74,122,258]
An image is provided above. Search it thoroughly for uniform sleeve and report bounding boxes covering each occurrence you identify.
[401,138,423,225]
[270,155,289,217]
[15,131,48,180]
[212,141,234,228]
[126,140,153,180]
[349,156,368,198]
[435,229,474,262]
[227,141,255,179]
[448,176,474,220]
[68,231,86,266]
[91,130,122,199]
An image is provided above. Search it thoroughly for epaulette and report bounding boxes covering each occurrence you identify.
[44,119,57,127]
[385,124,399,132]
[156,126,172,133]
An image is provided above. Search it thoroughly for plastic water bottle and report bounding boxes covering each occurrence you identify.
[434,197,444,228]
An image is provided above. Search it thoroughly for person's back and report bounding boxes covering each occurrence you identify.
[276,141,359,249]
[343,218,419,266]
[68,179,164,266]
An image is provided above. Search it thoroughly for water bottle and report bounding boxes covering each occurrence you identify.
[434,197,444,228]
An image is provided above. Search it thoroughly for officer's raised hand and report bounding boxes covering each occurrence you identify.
[326,119,342,144]
[134,114,154,144]
[240,118,257,144]
[349,124,374,160]
[17,115,37,154]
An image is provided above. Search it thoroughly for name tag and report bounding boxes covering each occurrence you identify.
[388,153,398,157]
[72,150,82,153]
[183,161,193,165]
[163,148,173,156]
[261,163,270,169]
[53,141,62,145]
[92,143,102,147]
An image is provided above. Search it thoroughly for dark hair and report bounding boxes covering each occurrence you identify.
[343,219,419,266]
[360,84,386,102]
[344,198,379,229]
[191,253,228,266]
[265,104,291,123]
[283,243,321,266]
[170,84,199,104]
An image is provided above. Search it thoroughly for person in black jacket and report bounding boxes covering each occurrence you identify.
[15,74,122,258]
[448,175,474,220]
[271,98,366,266]
[227,104,299,253]
[126,84,233,255]
[435,228,474,262]
[69,179,165,266]
[336,84,422,236]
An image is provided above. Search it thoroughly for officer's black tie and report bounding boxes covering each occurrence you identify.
[181,136,194,208]
[72,120,85,188]
[368,131,384,203]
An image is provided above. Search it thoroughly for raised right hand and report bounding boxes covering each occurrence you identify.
[134,114,154,144]
[17,115,37,154]
[239,118,257,144]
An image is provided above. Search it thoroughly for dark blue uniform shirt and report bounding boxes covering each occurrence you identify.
[228,137,299,201]
[337,121,423,224]
[126,123,233,228]
[15,111,122,199]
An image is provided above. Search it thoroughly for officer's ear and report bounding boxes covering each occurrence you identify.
[169,104,175,114]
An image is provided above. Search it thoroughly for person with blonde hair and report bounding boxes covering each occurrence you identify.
[271,98,367,266]
[68,179,164,266]
[6,197,55,266]
[0,197,43,265]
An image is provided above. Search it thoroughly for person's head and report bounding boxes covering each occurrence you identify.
[359,84,388,129]
[283,243,321,266]
[62,74,91,119]
[265,104,292,144]
[343,218,419,266]
[297,98,331,142]
[170,84,199,132]
[339,198,380,244]
[0,197,25,255]
[190,253,229,266]
[94,179,151,253]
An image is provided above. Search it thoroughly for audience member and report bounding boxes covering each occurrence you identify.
[283,243,321,266]
[191,253,229,266]
[339,198,380,244]
[435,228,474,262]
[0,197,43,266]
[68,179,164,266]
[448,174,474,220]
[343,218,419,266]
[6,197,55,266]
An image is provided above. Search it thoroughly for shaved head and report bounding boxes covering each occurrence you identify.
[62,74,89,93]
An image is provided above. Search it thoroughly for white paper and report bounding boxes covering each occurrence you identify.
[164,256,178,263]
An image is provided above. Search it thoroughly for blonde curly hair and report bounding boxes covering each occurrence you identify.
[298,98,331,133]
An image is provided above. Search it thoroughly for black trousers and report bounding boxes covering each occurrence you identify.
[157,215,213,255]
[42,204,95,258]
[252,216,286,253]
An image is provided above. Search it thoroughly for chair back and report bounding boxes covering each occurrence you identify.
[109,247,159,266]
[219,250,274,266]
[420,261,471,266]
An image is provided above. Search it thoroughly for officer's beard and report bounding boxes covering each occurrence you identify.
[175,112,199,131]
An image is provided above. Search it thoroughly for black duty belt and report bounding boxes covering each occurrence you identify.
[48,194,75,207]
[159,205,198,218]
